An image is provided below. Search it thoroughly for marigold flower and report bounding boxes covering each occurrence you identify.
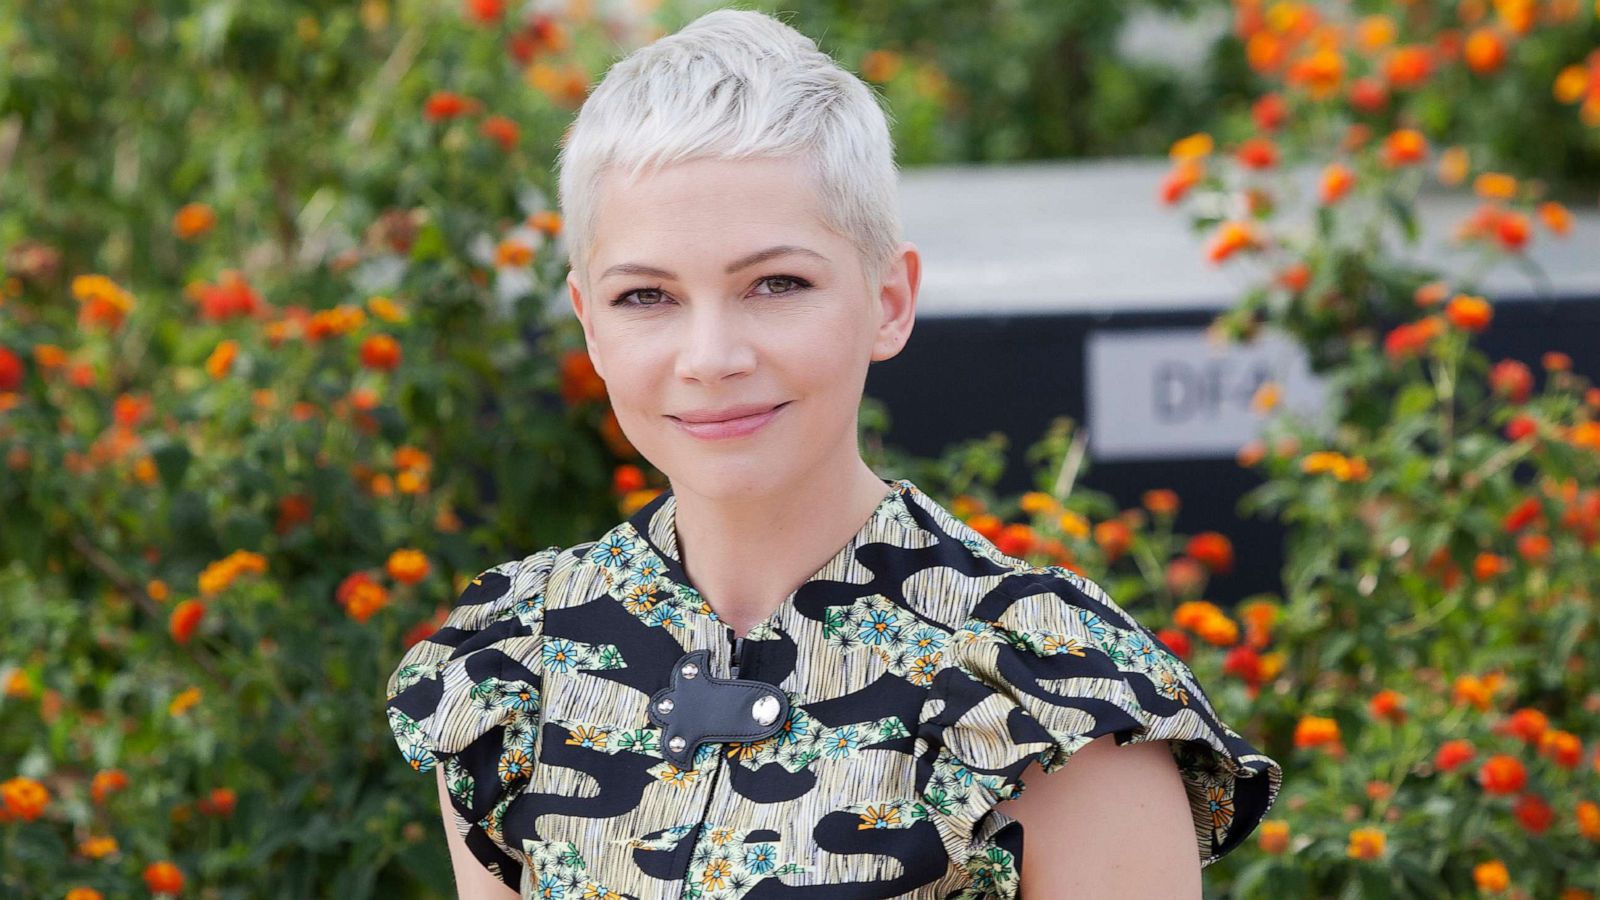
[1384,45,1434,88]
[994,523,1037,559]
[1348,76,1388,113]
[1472,552,1505,580]
[1514,792,1554,834]
[1540,729,1583,769]
[1474,172,1518,199]
[1294,715,1341,750]
[386,548,429,585]
[1436,146,1470,186]
[1577,800,1600,841]
[78,834,118,858]
[1453,674,1495,710]
[1489,359,1534,404]
[1092,519,1133,561]
[360,334,402,372]
[143,861,185,894]
[1537,202,1572,235]
[1381,128,1428,167]
[1235,137,1279,169]
[1160,160,1204,206]
[1369,689,1407,723]
[1435,738,1477,773]
[1505,414,1538,442]
[65,889,104,900]
[1206,220,1260,264]
[1251,93,1288,131]
[1346,827,1386,859]
[1185,532,1234,575]
[1501,707,1549,745]
[1222,645,1262,686]
[168,686,202,717]
[1287,47,1344,98]
[91,769,129,804]
[1515,533,1550,565]
[1173,600,1225,631]
[1446,294,1493,331]
[1168,132,1214,161]
[1478,754,1528,794]
[1384,316,1445,361]
[464,0,503,24]
[172,202,216,240]
[1355,14,1396,52]
[528,210,563,236]
[1155,627,1191,661]
[559,348,607,406]
[1473,860,1510,892]
[1501,496,1543,533]
[1464,28,1507,74]
[169,599,205,644]
[1258,819,1290,854]
[1276,262,1310,292]
[198,786,237,817]
[1057,510,1089,540]
[423,90,478,122]
[1195,612,1238,647]
[1,776,50,821]
[1319,163,1354,205]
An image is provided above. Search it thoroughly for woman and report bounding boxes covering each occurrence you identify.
[385,9,1282,898]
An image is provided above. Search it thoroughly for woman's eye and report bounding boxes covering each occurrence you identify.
[753,275,810,295]
[613,287,667,307]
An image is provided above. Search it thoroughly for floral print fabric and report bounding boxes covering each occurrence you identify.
[385,478,1281,897]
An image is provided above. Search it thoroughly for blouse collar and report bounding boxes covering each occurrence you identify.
[583,477,927,636]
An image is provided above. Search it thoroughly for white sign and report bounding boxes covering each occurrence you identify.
[1085,327,1328,461]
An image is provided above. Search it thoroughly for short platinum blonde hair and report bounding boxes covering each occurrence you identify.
[556,7,901,296]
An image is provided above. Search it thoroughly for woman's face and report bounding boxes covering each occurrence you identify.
[568,155,917,501]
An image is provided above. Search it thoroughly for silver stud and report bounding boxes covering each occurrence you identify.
[656,698,674,714]
[668,736,687,753]
[680,662,700,679]
[751,695,780,726]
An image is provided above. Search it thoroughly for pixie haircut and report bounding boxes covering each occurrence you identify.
[556,7,901,297]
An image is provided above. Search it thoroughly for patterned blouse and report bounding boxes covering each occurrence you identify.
[384,477,1282,898]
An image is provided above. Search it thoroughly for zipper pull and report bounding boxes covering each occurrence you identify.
[732,636,744,678]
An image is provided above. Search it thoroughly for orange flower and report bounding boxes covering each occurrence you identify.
[1505,414,1538,442]
[1516,533,1551,565]
[1294,715,1341,750]
[1206,220,1260,265]
[1,776,50,821]
[65,889,104,900]
[1474,860,1510,892]
[1473,551,1505,580]
[1057,510,1089,540]
[1384,45,1434,88]
[1276,262,1311,291]
[360,334,402,371]
[1251,93,1288,131]
[169,599,205,644]
[1168,132,1214,161]
[143,861,185,894]
[1501,707,1549,745]
[1381,128,1428,167]
[1539,729,1584,769]
[994,523,1037,559]
[1369,689,1407,723]
[344,577,390,623]
[1577,800,1600,841]
[1195,611,1239,647]
[1435,738,1477,773]
[528,210,562,236]
[423,90,478,122]
[205,339,238,380]
[1495,211,1530,251]
[1446,294,1493,331]
[1355,14,1396,52]
[559,348,607,406]
[1142,489,1179,517]
[1258,820,1290,854]
[1478,754,1528,794]
[1186,532,1235,574]
[1514,792,1554,834]
[1346,827,1386,859]
[479,115,520,152]
[1160,159,1204,205]
[1286,47,1344,98]
[613,464,646,495]
[172,202,216,240]
[1536,347,1574,368]
[1383,317,1445,360]
[1474,172,1519,199]
[464,0,503,25]
[1235,137,1279,169]
[1320,163,1355,205]
[1538,201,1572,235]
[1173,600,1225,631]
[1501,496,1543,533]
[858,49,903,84]
[1437,146,1470,186]
[386,548,429,585]
[1463,28,1507,74]
[197,786,237,817]
[1092,519,1133,561]
[168,686,202,717]
[1490,359,1534,404]
[91,769,129,805]
[1453,674,1495,710]
[1222,645,1262,686]
[1348,76,1388,113]
[78,834,118,858]
[1155,627,1191,661]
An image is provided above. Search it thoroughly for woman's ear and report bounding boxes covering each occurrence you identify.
[567,268,605,380]
[870,241,920,362]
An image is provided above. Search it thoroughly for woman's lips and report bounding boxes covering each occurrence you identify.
[668,402,790,440]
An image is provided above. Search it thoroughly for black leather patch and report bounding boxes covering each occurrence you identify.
[647,649,790,769]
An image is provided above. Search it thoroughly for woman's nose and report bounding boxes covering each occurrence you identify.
[674,301,757,383]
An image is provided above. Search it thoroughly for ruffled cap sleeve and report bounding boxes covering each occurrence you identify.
[936,568,1283,868]
[383,547,560,888]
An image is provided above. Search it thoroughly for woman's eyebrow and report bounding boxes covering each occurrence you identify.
[598,245,829,282]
